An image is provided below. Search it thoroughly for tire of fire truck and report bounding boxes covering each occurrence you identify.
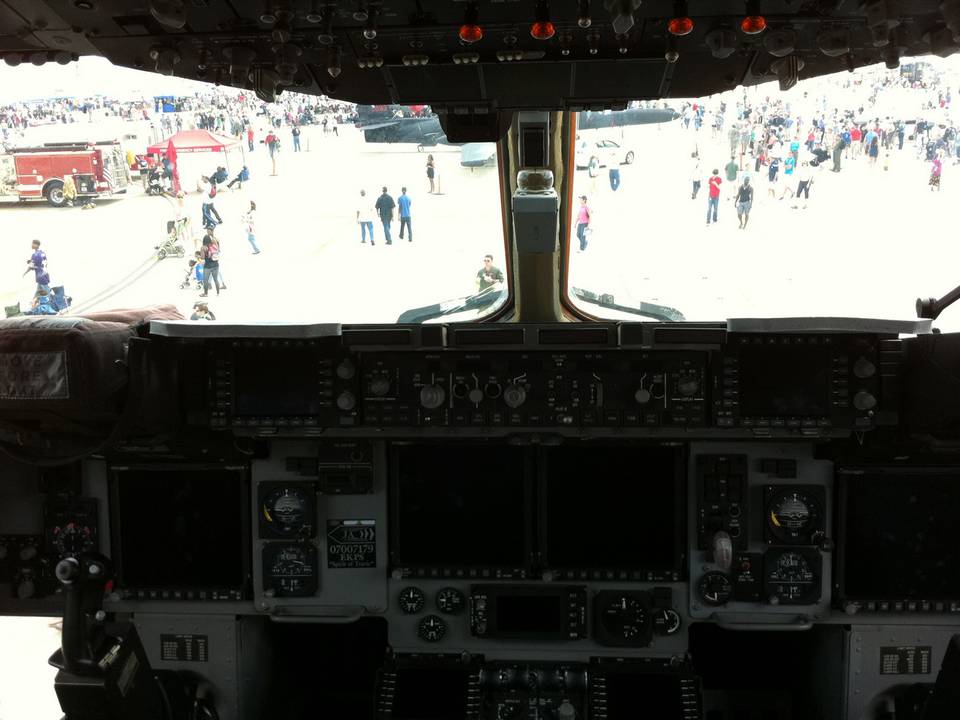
[44,180,66,208]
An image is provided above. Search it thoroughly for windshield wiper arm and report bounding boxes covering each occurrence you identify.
[571,287,685,322]
[396,285,507,323]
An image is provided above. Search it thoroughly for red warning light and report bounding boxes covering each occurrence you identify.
[667,16,694,36]
[459,23,483,43]
[530,20,556,40]
[740,15,767,34]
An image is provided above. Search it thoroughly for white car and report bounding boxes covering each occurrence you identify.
[575,139,635,176]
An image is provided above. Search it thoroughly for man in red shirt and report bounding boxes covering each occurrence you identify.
[706,169,722,225]
[850,126,862,157]
[247,126,254,152]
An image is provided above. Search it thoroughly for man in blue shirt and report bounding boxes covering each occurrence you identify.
[397,187,413,242]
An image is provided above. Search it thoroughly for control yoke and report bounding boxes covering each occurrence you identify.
[54,553,112,674]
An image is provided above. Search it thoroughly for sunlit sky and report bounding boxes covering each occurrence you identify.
[0,56,217,103]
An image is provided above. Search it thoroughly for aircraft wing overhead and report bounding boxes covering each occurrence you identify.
[354,121,401,131]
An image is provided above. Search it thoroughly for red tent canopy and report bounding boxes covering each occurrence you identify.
[146,129,240,155]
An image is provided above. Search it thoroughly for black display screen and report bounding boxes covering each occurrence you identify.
[738,345,832,416]
[842,470,960,599]
[603,673,683,718]
[542,446,682,574]
[391,667,470,720]
[233,347,321,417]
[495,595,565,634]
[392,445,528,570]
[112,467,247,590]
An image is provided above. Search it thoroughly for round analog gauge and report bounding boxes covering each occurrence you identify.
[764,550,819,605]
[698,571,733,606]
[600,595,649,641]
[652,608,682,636]
[263,544,318,597]
[766,488,822,544]
[417,615,447,642]
[436,587,465,615]
[52,523,95,557]
[261,485,314,538]
[398,586,426,614]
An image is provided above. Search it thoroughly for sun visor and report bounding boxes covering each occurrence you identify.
[438,110,513,143]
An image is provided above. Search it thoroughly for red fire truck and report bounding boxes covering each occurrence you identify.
[0,140,130,207]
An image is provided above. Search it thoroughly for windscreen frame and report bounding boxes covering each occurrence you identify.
[389,444,535,578]
[108,462,251,600]
[836,466,960,607]
[537,443,687,581]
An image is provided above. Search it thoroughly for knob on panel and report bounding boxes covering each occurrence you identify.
[369,377,390,396]
[634,388,651,404]
[853,356,876,379]
[853,390,877,411]
[677,375,700,396]
[336,391,357,411]
[335,359,356,380]
[420,385,446,409]
[503,384,527,408]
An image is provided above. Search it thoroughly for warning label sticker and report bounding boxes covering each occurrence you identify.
[0,351,68,399]
[327,519,376,569]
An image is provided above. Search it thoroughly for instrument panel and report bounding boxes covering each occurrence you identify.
[5,323,960,720]
[195,326,899,437]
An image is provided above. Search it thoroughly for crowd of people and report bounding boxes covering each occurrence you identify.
[679,63,957,229]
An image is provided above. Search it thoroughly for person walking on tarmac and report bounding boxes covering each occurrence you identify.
[200,176,222,229]
[242,201,260,254]
[24,239,50,295]
[398,187,413,242]
[735,176,754,229]
[265,129,279,175]
[705,169,721,225]
[575,195,591,252]
[200,232,225,297]
[375,187,396,245]
[291,124,301,152]
[357,190,375,245]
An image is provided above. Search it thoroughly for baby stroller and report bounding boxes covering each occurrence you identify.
[180,259,203,290]
[157,219,186,260]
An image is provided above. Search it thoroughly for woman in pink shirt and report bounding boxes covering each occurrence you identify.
[575,195,591,252]
[930,153,942,192]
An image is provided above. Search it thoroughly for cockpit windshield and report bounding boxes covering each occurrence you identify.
[567,57,960,331]
[0,58,507,324]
